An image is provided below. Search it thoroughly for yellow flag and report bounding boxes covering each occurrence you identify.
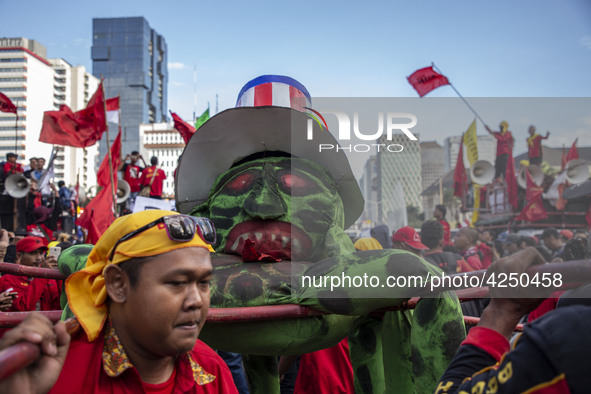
[472,184,480,225]
[463,119,478,166]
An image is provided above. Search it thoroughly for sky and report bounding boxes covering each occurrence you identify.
[2,0,591,173]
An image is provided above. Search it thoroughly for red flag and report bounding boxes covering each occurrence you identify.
[515,169,547,221]
[407,66,450,97]
[505,154,519,210]
[453,137,467,197]
[96,130,122,187]
[0,92,17,114]
[566,138,579,163]
[75,186,115,244]
[106,97,120,124]
[39,83,106,147]
[170,111,196,143]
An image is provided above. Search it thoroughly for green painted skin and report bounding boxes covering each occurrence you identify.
[59,156,465,393]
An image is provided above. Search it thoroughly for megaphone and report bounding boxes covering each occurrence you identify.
[517,165,544,189]
[5,174,30,199]
[116,179,131,204]
[565,159,590,185]
[470,160,495,185]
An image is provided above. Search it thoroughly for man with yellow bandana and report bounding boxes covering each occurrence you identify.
[526,125,550,166]
[0,210,238,394]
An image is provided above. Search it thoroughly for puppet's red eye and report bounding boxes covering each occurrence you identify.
[226,173,255,191]
[280,174,308,191]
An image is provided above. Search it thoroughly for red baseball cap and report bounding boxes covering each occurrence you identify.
[560,229,573,240]
[392,226,428,250]
[16,236,49,253]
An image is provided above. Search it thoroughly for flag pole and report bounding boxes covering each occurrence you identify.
[100,80,118,218]
[14,100,18,154]
[431,63,487,127]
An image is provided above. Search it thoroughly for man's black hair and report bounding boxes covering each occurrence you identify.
[150,156,158,166]
[420,220,444,249]
[541,227,559,239]
[57,180,65,187]
[435,204,447,218]
[6,152,16,159]
[131,150,139,155]
[118,256,153,288]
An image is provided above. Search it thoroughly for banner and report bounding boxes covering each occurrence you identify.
[463,119,478,166]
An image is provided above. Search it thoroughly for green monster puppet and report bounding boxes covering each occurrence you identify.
[174,75,466,393]
[59,75,465,393]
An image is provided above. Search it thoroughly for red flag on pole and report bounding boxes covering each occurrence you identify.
[515,169,547,221]
[39,83,107,147]
[565,138,579,163]
[0,92,17,114]
[75,186,115,244]
[505,154,519,210]
[407,66,450,97]
[96,130,122,188]
[106,97,120,124]
[453,137,467,197]
[170,111,196,143]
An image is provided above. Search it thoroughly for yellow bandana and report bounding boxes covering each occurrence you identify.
[353,237,383,251]
[66,210,215,342]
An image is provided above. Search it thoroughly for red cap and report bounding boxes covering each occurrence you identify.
[16,236,48,253]
[560,229,573,240]
[392,226,428,250]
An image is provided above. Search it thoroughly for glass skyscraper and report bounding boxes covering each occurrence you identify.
[91,17,168,159]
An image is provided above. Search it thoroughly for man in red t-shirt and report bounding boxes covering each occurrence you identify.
[433,204,452,246]
[2,152,23,177]
[119,150,145,209]
[139,156,167,199]
[453,227,483,271]
[485,121,514,182]
[0,236,60,337]
[526,125,550,166]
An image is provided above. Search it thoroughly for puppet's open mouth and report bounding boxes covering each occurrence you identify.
[224,221,312,260]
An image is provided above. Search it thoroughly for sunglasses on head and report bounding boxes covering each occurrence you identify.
[108,215,216,261]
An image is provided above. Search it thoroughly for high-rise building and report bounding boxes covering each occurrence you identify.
[92,17,168,160]
[420,141,445,210]
[139,122,184,197]
[358,155,379,225]
[444,134,497,171]
[378,134,422,211]
[0,37,100,190]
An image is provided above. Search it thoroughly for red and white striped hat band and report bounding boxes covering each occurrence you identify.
[235,75,312,112]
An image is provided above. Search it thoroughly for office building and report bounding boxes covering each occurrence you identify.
[0,37,100,190]
[92,17,168,159]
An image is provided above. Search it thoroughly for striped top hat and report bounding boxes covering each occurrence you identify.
[235,75,311,112]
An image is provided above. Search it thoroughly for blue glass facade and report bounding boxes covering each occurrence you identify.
[91,17,168,159]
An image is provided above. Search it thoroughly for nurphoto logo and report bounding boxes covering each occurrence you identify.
[306,109,417,153]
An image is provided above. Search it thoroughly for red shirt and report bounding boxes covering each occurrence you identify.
[123,163,143,193]
[492,131,513,156]
[0,274,61,337]
[50,325,238,394]
[476,242,493,269]
[295,338,354,394]
[139,166,167,197]
[439,219,451,246]
[3,161,23,175]
[527,134,548,159]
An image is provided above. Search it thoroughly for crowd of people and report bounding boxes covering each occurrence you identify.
[0,78,587,392]
[0,151,170,245]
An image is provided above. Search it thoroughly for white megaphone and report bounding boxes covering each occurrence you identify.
[517,165,544,189]
[116,179,131,204]
[565,159,590,185]
[470,160,495,185]
[5,174,30,199]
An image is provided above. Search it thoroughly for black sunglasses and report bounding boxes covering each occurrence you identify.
[108,215,216,261]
